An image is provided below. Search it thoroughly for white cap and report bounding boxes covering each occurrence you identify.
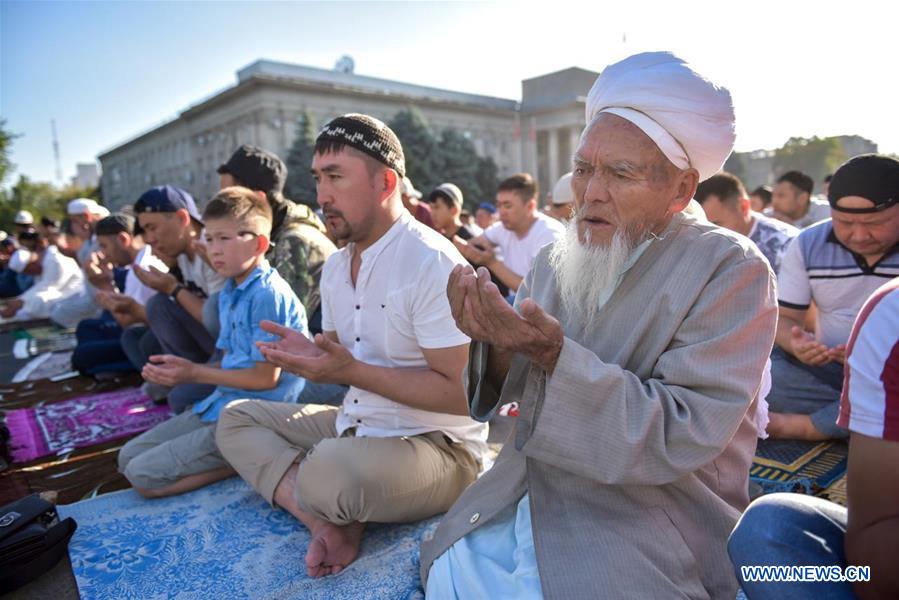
[400,177,422,199]
[0,231,7,242]
[14,210,34,225]
[8,249,33,273]
[551,172,574,206]
[67,198,108,216]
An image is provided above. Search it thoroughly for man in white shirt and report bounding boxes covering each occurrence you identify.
[1,235,83,320]
[216,113,487,579]
[455,172,564,294]
[72,214,169,375]
[49,197,111,328]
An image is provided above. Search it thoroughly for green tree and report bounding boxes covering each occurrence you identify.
[432,129,498,209]
[723,151,747,181]
[0,176,100,231]
[389,107,439,191]
[0,119,19,187]
[389,108,499,210]
[773,137,847,191]
[284,111,318,206]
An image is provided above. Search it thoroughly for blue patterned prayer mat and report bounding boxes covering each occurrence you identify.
[751,438,848,505]
[60,477,439,599]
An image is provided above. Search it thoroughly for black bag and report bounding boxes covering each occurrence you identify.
[0,494,77,593]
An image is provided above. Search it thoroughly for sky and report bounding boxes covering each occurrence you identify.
[2,0,898,185]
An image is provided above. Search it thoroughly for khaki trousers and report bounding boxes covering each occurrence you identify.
[215,401,480,526]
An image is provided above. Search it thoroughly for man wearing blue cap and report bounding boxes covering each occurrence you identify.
[117,186,226,405]
[474,202,497,231]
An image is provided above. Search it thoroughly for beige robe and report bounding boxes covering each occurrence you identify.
[420,211,777,599]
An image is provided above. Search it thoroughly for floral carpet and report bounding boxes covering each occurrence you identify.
[60,477,439,599]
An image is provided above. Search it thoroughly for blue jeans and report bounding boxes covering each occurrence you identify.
[728,493,856,599]
[71,313,135,375]
[767,347,847,438]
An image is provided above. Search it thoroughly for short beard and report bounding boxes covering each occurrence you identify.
[547,213,645,331]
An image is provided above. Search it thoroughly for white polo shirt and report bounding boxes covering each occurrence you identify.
[483,212,565,278]
[124,245,169,306]
[321,211,488,460]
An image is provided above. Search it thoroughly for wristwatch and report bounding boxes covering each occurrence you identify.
[169,284,185,302]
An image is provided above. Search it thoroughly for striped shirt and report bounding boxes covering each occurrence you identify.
[777,220,899,348]
[838,278,899,441]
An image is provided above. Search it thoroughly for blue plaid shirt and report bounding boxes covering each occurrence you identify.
[193,261,307,422]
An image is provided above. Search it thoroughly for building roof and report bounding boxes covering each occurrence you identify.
[99,59,521,159]
[236,59,518,111]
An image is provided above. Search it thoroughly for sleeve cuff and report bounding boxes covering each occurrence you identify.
[468,341,502,422]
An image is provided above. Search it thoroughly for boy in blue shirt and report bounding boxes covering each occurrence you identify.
[118,186,307,498]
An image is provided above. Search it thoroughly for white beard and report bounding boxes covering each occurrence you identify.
[547,215,642,331]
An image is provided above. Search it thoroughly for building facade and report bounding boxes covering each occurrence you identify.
[98,59,597,210]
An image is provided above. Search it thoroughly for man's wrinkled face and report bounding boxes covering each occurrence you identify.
[312,148,383,244]
[571,113,683,247]
[136,211,190,257]
[831,198,899,260]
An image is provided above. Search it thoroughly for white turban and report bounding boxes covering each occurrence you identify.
[551,172,574,205]
[585,51,736,181]
[67,198,108,216]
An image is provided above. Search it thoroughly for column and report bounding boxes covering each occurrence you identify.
[547,128,560,193]
[570,126,582,163]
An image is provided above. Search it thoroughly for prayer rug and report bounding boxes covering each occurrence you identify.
[11,334,77,358]
[60,477,437,600]
[751,438,848,505]
[5,387,172,463]
[0,372,142,410]
[0,317,53,334]
[12,351,75,383]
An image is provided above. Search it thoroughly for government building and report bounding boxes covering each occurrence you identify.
[98,58,599,209]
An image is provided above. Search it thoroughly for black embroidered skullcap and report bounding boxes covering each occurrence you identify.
[217,145,286,196]
[828,154,899,214]
[316,114,406,177]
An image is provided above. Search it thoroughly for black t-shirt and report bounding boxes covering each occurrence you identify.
[455,224,476,241]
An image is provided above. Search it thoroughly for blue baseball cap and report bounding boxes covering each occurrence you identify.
[477,202,497,214]
[134,186,203,224]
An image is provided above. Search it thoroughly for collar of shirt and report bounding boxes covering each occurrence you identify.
[343,211,411,289]
[222,260,272,295]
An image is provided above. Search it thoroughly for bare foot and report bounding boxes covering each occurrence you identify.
[305,521,366,577]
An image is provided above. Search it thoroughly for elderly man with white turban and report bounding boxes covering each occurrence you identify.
[421,52,777,598]
[48,197,111,328]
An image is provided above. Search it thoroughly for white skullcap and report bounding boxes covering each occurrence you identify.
[551,172,574,205]
[67,198,107,216]
[14,210,34,225]
[8,249,33,273]
[585,51,736,181]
